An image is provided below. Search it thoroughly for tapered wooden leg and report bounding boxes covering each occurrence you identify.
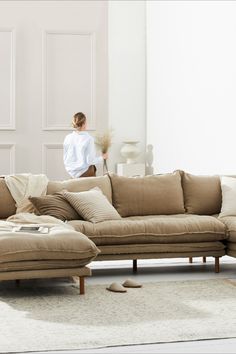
[79,276,85,295]
[203,256,206,263]
[189,257,193,264]
[15,279,20,287]
[133,259,137,273]
[215,257,220,273]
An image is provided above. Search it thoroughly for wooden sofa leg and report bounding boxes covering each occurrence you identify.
[72,276,85,295]
[133,259,137,273]
[15,279,20,287]
[79,276,85,295]
[189,257,193,264]
[215,257,220,273]
[203,256,206,263]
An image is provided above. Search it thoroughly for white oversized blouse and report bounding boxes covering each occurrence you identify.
[63,131,102,178]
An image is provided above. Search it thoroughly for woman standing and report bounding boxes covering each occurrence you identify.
[63,112,108,178]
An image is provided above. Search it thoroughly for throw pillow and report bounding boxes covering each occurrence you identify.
[29,191,81,222]
[219,176,236,217]
[63,188,121,223]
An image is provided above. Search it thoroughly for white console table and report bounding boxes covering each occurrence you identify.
[116,163,146,177]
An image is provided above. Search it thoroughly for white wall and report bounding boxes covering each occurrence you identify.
[108,0,146,172]
[0,0,147,178]
[147,1,236,175]
[0,0,108,179]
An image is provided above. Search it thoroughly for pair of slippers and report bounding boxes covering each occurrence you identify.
[106,279,142,293]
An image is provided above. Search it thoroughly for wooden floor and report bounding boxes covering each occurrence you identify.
[8,257,236,354]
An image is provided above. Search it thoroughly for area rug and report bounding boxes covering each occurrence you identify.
[1,279,236,353]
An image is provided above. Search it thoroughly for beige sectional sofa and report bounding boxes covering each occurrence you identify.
[67,172,227,273]
[0,170,235,291]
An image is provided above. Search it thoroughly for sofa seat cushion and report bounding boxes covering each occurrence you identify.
[0,226,99,263]
[69,214,227,246]
[98,242,225,255]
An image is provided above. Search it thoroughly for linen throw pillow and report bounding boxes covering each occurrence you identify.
[29,191,81,222]
[63,188,121,223]
[219,176,236,217]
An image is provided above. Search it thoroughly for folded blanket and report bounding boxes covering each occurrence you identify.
[5,174,49,213]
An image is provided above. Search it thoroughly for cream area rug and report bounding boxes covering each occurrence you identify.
[1,279,236,353]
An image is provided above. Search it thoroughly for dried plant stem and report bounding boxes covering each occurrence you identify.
[103,159,108,174]
[95,130,113,175]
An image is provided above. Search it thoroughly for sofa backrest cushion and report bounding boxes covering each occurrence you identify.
[109,171,185,217]
[181,171,222,215]
[219,176,236,217]
[47,175,112,204]
[0,178,16,218]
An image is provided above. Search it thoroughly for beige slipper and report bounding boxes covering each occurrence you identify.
[106,282,127,293]
[122,279,142,288]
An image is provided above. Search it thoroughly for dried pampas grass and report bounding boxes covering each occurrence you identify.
[95,130,113,174]
[95,130,113,154]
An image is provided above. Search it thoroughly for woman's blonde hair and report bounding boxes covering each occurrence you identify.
[72,112,86,129]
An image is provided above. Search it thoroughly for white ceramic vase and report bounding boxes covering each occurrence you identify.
[120,141,141,164]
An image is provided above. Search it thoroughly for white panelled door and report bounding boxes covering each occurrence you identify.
[0,0,108,179]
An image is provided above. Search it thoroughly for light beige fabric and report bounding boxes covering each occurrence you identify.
[0,226,100,263]
[0,175,112,218]
[219,176,236,217]
[0,178,16,218]
[63,188,121,223]
[98,242,225,255]
[69,214,227,246]
[226,242,236,251]
[29,192,81,221]
[5,174,49,213]
[6,212,65,225]
[218,216,236,242]
[0,266,91,281]
[47,175,112,203]
[181,171,221,215]
[96,250,225,261]
[109,172,185,217]
[227,249,236,257]
[0,258,93,272]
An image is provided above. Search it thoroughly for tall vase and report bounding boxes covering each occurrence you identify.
[120,141,141,164]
